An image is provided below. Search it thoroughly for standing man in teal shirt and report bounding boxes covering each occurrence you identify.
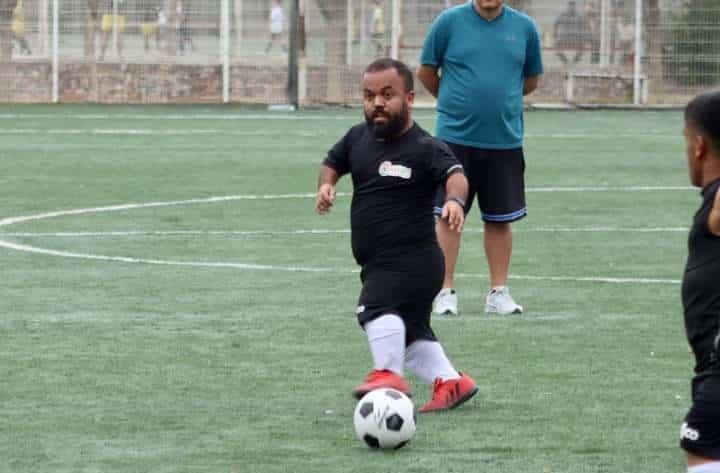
[417,0,543,316]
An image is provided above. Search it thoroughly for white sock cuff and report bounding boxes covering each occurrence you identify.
[689,462,720,473]
[365,314,405,341]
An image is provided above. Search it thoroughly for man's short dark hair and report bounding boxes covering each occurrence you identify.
[364,58,414,93]
[686,90,720,153]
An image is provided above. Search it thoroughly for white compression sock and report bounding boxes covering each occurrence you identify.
[364,314,405,376]
[689,462,720,473]
[404,340,460,384]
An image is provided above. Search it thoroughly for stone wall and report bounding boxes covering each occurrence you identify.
[0,62,634,105]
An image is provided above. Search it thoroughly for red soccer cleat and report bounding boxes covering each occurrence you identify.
[418,372,478,413]
[352,369,412,399]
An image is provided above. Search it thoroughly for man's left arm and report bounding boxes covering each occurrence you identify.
[708,185,720,236]
[441,171,469,233]
[523,19,544,96]
[524,75,540,96]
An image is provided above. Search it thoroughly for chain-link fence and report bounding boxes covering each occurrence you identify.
[0,0,718,105]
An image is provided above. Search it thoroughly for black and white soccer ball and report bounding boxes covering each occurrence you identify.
[353,388,416,450]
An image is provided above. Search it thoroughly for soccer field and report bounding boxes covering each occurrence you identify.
[0,105,694,472]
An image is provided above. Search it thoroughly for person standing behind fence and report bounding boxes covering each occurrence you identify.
[679,90,720,473]
[100,0,126,60]
[11,0,32,56]
[417,0,543,316]
[553,0,585,66]
[141,4,161,52]
[176,0,195,54]
[584,1,600,64]
[369,0,386,56]
[265,0,286,53]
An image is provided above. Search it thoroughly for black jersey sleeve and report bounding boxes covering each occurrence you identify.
[427,138,463,184]
[322,129,353,176]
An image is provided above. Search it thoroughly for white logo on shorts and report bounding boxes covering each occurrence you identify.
[356,305,365,314]
[680,422,700,442]
[378,161,412,179]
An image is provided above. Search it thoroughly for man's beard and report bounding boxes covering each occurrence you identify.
[365,106,408,139]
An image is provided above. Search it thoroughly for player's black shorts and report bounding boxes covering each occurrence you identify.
[680,374,720,459]
[434,142,526,223]
[355,243,443,346]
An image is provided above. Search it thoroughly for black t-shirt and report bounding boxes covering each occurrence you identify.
[682,177,720,376]
[323,122,463,266]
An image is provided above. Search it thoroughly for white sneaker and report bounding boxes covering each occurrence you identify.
[485,286,523,315]
[433,288,458,315]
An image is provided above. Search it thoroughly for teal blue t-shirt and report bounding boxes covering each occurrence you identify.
[420,3,543,149]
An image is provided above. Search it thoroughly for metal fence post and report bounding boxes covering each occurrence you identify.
[346,0,353,65]
[52,0,59,103]
[633,0,643,105]
[390,0,401,59]
[221,0,230,103]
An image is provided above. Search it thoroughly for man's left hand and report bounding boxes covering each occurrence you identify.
[441,200,465,233]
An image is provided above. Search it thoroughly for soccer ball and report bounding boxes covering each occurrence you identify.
[353,388,416,450]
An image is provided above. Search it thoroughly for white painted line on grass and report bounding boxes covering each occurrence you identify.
[0,238,680,284]
[0,127,679,140]
[0,193,685,285]
[458,272,679,285]
[0,239,349,273]
[0,193,323,227]
[0,226,690,238]
[0,113,388,121]
[0,128,328,137]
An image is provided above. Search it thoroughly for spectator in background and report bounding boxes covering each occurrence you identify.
[176,0,195,54]
[141,4,162,52]
[12,0,32,56]
[584,1,600,64]
[617,17,635,67]
[265,0,286,53]
[553,0,585,66]
[369,0,386,56]
[100,0,126,60]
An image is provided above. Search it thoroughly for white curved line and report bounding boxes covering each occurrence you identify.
[0,239,679,284]
[0,227,689,238]
[0,239,351,273]
[0,193,334,228]
[0,192,685,284]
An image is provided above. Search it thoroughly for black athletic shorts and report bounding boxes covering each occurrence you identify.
[355,243,443,346]
[680,374,720,459]
[434,142,526,223]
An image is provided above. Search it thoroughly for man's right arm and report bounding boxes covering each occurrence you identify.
[417,65,440,98]
[316,165,340,215]
[709,185,720,236]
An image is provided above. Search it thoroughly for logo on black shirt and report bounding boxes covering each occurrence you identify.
[378,161,412,179]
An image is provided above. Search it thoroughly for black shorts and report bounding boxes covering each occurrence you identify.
[356,244,443,346]
[434,143,526,223]
[680,375,720,459]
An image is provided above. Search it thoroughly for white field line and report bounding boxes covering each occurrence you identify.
[0,113,379,121]
[0,128,327,136]
[457,272,679,285]
[0,227,690,238]
[0,239,680,284]
[0,128,679,139]
[0,193,321,227]
[0,192,686,285]
[0,239,349,273]
[0,190,692,229]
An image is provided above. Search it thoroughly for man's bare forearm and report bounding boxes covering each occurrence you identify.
[318,164,340,189]
[445,172,469,202]
[417,65,440,98]
[524,75,540,96]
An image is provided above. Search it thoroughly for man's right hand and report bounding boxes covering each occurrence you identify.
[315,183,336,214]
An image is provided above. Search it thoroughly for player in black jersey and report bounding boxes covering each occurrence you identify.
[315,58,478,413]
[680,91,720,473]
